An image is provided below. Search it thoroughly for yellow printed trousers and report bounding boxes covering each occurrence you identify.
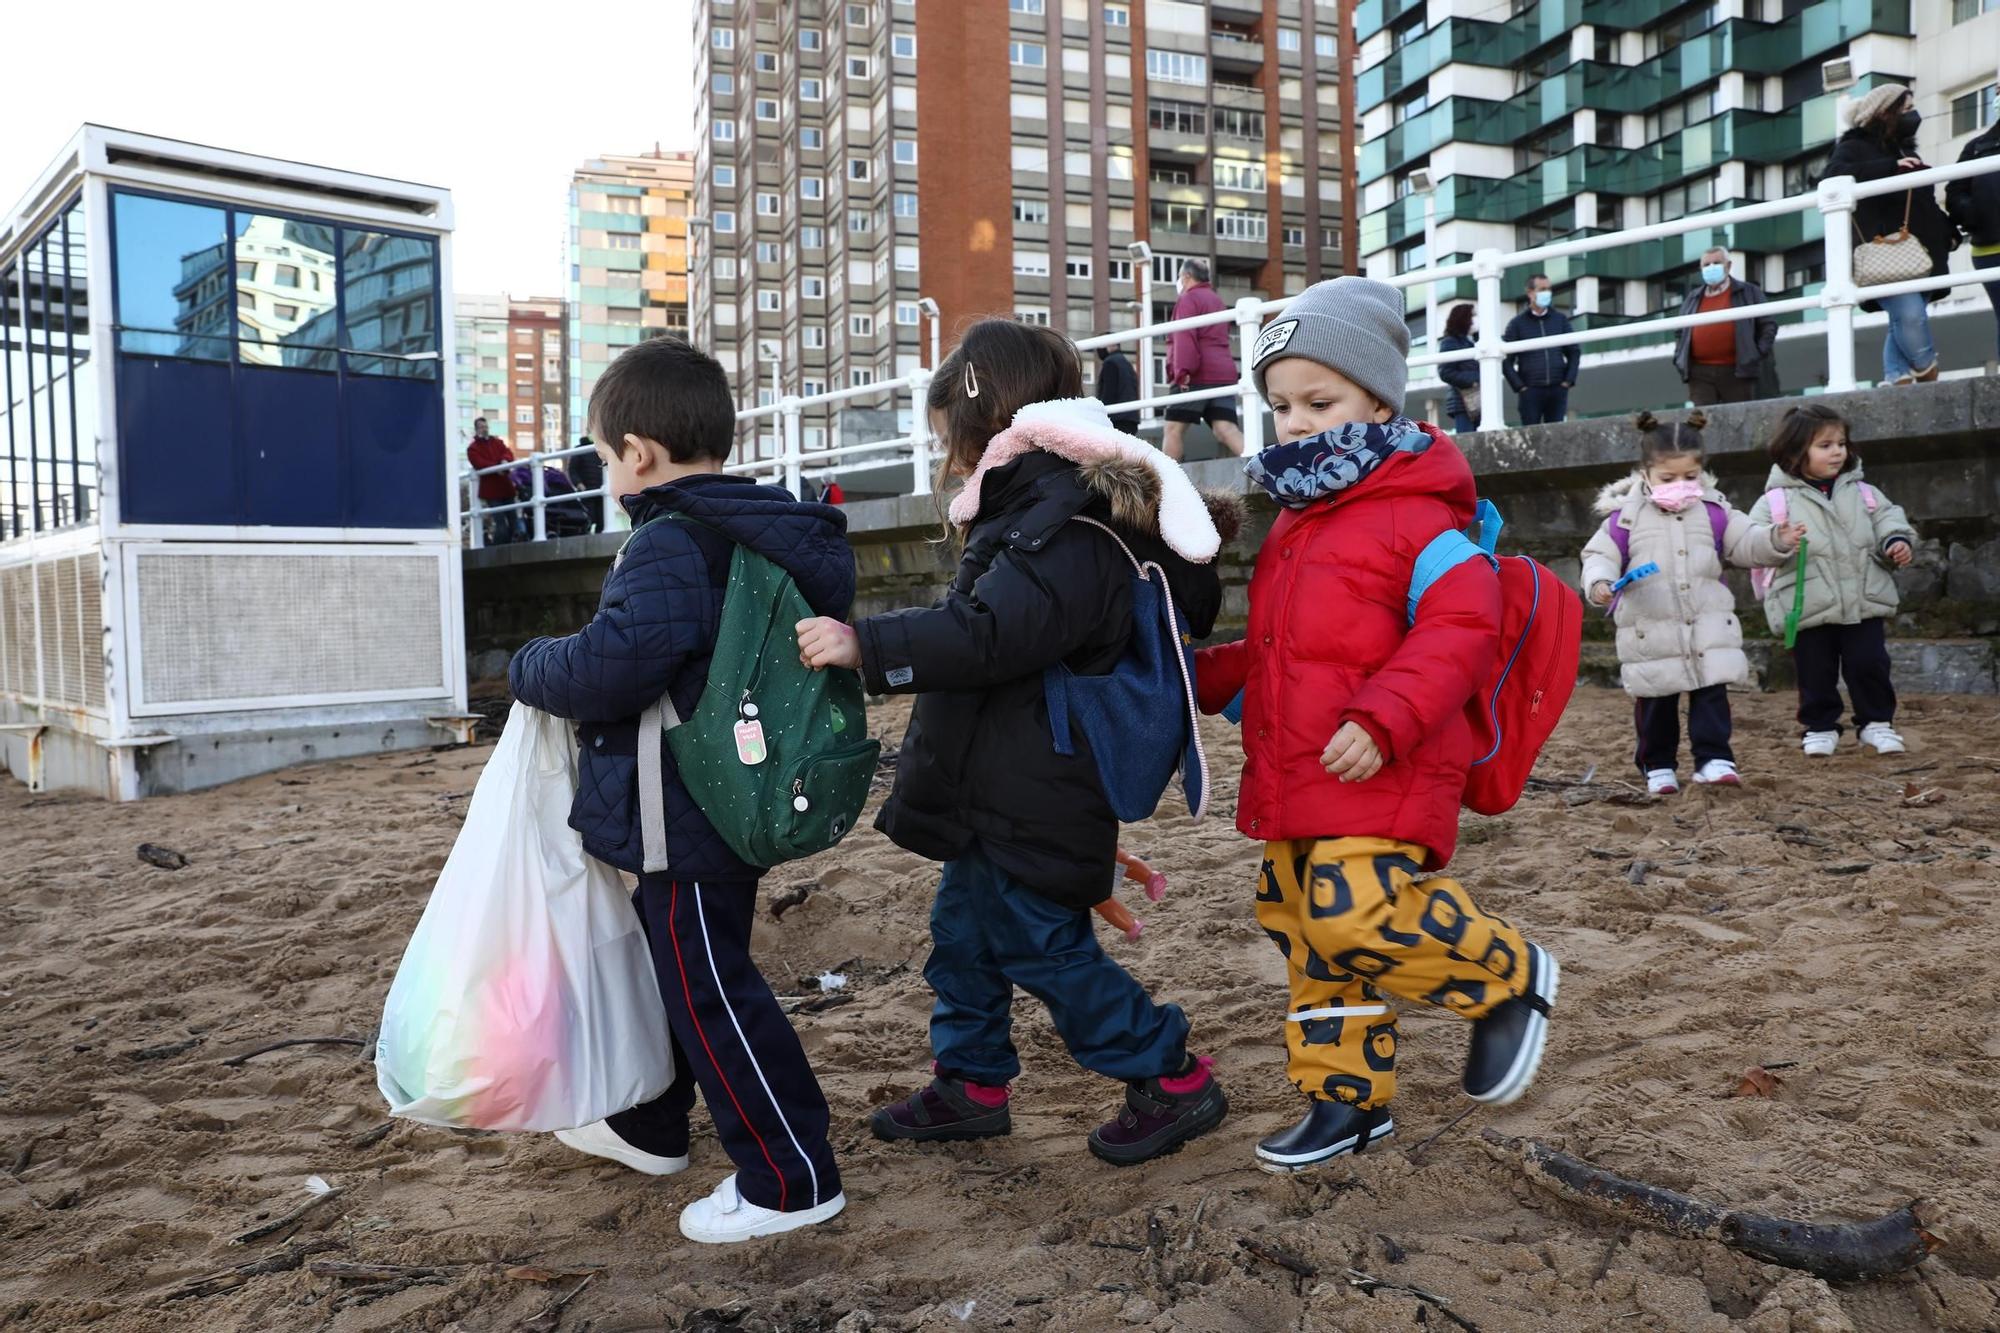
[1255,837,1530,1109]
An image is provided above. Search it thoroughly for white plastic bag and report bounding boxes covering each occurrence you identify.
[376,703,673,1131]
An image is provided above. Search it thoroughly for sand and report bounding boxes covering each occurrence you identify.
[4,685,2000,1333]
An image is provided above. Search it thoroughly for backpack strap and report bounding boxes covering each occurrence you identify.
[1704,500,1729,555]
[1048,516,1157,760]
[1767,489,1788,526]
[1604,515,1632,570]
[637,693,685,874]
[1858,481,1879,513]
[1408,528,1499,627]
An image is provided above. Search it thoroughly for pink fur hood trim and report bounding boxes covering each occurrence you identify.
[946,398,1221,562]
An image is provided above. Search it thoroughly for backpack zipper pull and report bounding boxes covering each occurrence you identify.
[1530,689,1544,715]
[791,776,809,813]
[740,689,759,720]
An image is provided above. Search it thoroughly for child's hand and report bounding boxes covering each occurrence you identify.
[1886,541,1914,568]
[1588,580,1614,607]
[1775,521,1808,551]
[1321,722,1384,783]
[796,617,862,671]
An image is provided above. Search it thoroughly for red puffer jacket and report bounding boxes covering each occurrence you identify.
[1196,424,1500,868]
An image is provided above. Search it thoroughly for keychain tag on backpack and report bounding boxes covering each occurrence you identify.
[734,719,768,766]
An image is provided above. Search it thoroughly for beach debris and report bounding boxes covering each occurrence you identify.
[784,992,854,1016]
[1346,1269,1481,1332]
[221,1034,371,1067]
[817,971,848,992]
[304,1174,334,1196]
[163,1236,343,1301]
[1404,1103,1481,1163]
[1239,1235,1318,1280]
[348,1121,395,1150]
[947,1299,978,1321]
[310,1258,489,1312]
[137,843,188,870]
[1902,783,1945,807]
[1626,860,1653,886]
[769,880,817,920]
[506,1264,600,1283]
[521,1269,596,1332]
[1479,1130,1939,1281]
[1821,863,1873,876]
[231,1183,348,1245]
[127,1036,204,1062]
[1732,1066,1784,1098]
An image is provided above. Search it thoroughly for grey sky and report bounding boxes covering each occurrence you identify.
[4,0,698,299]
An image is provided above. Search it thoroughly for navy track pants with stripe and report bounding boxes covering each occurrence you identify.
[607,877,840,1213]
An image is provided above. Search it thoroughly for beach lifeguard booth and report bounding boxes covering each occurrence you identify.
[0,127,467,799]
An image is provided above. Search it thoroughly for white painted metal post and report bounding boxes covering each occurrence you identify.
[1817,175,1859,393]
[467,484,484,549]
[1138,267,1157,431]
[1423,190,1439,352]
[529,456,547,542]
[909,368,934,495]
[781,396,804,499]
[1234,296,1266,458]
[600,472,618,532]
[1473,248,1508,432]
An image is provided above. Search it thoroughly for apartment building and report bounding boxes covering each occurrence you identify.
[691,0,1352,449]
[567,151,695,441]
[453,294,512,447]
[455,295,569,455]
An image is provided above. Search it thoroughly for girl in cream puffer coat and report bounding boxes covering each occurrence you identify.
[1580,413,1802,794]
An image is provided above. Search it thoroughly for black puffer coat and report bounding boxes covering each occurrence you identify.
[1824,128,1958,307]
[1946,124,2000,249]
[858,403,1232,909]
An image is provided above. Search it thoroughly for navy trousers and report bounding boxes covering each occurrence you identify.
[607,876,839,1214]
[1634,684,1734,775]
[1792,619,1896,733]
[1517,384,1569,425]
[925,844,1189,1086]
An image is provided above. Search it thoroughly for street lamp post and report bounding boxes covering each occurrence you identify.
[1409,168,1438,352]
[917,296,941,370]
[1127,240,1155,429]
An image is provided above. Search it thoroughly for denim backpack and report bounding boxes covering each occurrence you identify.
[1043,517,1210,824]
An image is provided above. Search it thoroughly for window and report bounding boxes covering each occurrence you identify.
[1284,226,1306,247]
[1643,5,1717,58]
[803,379,826,397]
[274,301,299,320]
[1646,173,1716,224]
[715,210,738,232]
[1783,242,1824,291]
[802,127,824,150]
[607,232,642,249]
[1645,86,1718,140]
[847,4,872,25]
[713,29,734,48]
[1107,257,1133,283]
[1105,3,1130,25]
[851,368,876,387]
[479,356,500,370]
[849,157,872,181]
[713,72,735,95]
[1010,0,1045,10]
[1014,198,1050,224]
[1064,257,1092,279]
[802,177,825,200]
[1011,40,1046,67]
[516,407,535,425]
[1277,28,1301,51]
[757,98,780,121]
[757,191,781,215]
[1146,49,1206,85]
[236,290,256,310]
[274,263,301,288]
[896,192,919,217]
[801,77,823,100]
[1783,150,1830,197]
[1952,84,1998,136]
[848,55,871,79]
[1016,307,1051,326]
[1149,100,1207,135]
[800,29,822,51]
[895,244,920,270]
[1315,33,1336,57]
[802,224,825,248]
[849,211,874,233]
[1394,89,1429,125]
[1956,0,2000,18]
[896,301,921,325]
[851,313,874,335]
[893,140,917,165]
[1013,249,1051,275]
[1214,160,1267,192]
[1215,208,1268,241]
[715,165,736,187]
[715,256,739,279]
[1153,201,1208,233]
[1213,106,1265,139]
[756,51,778,72]
[1395,239,1428,274]
[713,121,736,142]
[758,290,782,312]
[757,242,781,263]
[804,326,827,348]
[893,32,916,58]
[804,276,826,299]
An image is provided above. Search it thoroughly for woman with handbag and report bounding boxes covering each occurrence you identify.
[1438,303,1480,435]
[1824,84,1959,385]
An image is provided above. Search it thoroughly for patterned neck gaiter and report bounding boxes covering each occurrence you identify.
[1243,417,1430,509]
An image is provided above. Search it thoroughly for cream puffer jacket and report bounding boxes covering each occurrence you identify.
[1745,464,1914,635]
[1580,473,1789,698]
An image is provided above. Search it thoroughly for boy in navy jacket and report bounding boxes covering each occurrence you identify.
[509,337,853,1244]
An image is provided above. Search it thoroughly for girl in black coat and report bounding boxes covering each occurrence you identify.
[797,320,1237,1166]
[1824,84,1958,384]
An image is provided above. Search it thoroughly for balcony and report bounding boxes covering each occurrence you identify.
[1358,16,1538,111]
[1357,0,1427,43]
[1210,30,1265,74]
[1360,97,1535,183]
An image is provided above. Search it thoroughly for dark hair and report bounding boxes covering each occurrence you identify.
[1443,303,1475,339]
[1634,410,1708,470]
[1767,402,1856,478]
[928,319,1083,482]
[589,334,736,463]
[1526,273,1551,288]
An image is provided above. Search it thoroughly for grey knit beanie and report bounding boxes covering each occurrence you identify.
[1250,276,1409,413]
[1846,83,1909,135]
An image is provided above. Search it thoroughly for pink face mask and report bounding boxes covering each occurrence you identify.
[1650,479,1705,513]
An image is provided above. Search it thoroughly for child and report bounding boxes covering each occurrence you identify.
[1580,412,1803,795]
[1195,276,1560,1173]
[1748,403,1917,756]
[795,319,1234,1166]
[508,337,851,1244]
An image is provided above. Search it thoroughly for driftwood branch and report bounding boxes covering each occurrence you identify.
[1480,1131,1938,1281]
[231,1186,348,1245]
[222,1035,370,1067]
[163,1237,343,1301]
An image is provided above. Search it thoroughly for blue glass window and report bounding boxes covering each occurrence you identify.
[113,193,230,361]
[233,214,339,370]
[342,230,439,379]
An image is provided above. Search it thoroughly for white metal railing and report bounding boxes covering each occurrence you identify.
[463,154,2000,547]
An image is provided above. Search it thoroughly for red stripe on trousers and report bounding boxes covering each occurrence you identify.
[667,880,787,1211]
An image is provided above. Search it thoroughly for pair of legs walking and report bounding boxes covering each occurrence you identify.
[1634,685,1737,790]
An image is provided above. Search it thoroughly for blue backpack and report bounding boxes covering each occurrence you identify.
[1043,517,1209,824]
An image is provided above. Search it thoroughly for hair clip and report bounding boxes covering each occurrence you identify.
[962,359,980,399]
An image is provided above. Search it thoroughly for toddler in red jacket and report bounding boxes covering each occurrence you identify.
[1198,276,1561,1173]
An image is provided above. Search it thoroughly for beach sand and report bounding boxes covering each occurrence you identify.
[3,686,1999,1332]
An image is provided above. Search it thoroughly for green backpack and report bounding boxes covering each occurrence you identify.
[633,515,879,871]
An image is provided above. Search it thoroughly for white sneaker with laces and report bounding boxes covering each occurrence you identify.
[1802,731,1839,758]
[553,1120,688,1177]
[1646,769,1680,796]
[678,1173,847,1244]
[1859,722,1907,755]
[1692,759,1741,786]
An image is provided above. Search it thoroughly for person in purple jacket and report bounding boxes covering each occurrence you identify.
[1162,260,1246,461]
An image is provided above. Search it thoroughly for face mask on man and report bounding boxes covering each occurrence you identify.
[1896,109,1921,139]
[1702,263,1727,287]
[1532,290,1552,310]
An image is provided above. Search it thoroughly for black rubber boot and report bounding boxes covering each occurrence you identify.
[1463,942,1560,1105]
[1253,1099,1395,1173]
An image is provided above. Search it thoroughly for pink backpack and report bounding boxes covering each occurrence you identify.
[1750,484,1878,600]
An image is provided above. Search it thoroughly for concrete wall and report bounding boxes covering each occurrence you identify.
[464,379,2000,692]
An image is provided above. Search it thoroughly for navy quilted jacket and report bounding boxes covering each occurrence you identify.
[508,473,855,879]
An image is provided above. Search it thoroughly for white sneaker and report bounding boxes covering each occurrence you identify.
[1859,722,1907,755]
[1645,769,1680,796]
[1802,731,1839,758]
[553,1120,688,1176]
[678,1173,847,1245]
[1692,759,1741,786]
